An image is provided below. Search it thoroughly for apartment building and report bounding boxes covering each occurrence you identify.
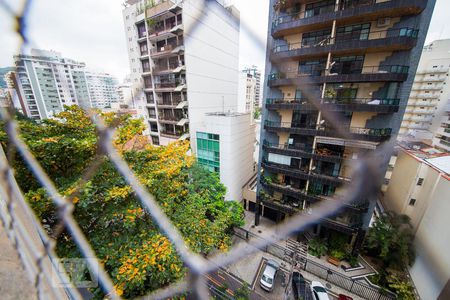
[257,0,435,253]
[238,72,257,114]
[85,72,119,109]
[242,65,262,108]
[433,102,450,151]
[400,39,450,150]
[13,49,120,119]
[383,141,450,300]
[122,0,240,147]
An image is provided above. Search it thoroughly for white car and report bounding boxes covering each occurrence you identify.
[310,281,330,300]
[260,260,280,292]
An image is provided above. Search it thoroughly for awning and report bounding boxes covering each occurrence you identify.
[176,118,189,126]
[170,24,184,34]
[176,101,188,109]
[316,137,378,150]
[171,45,185,54]
[178,133,190,141]
[169,3,182,14]
[172,65,186,73]
[174,84,187,92]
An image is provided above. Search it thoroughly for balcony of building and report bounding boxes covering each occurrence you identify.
[407,100,435,107]
[160,123,189,139]
[271,0,427,38]
[156,92,186,108]
[411,83,444,91]
[257,193,363,233]
[153,75,186,92]
[264,120,392,142]
[414,75,446,83]
[150,38,184,58]
[147,12,183,42]
[411,108,434,115]
[409,93,439,99]
[271,27,418,61]
[153,56,185,74]
[416,66,450,75]
[266,97,400,113]
[158,109,188,125]
[268,64,409,87]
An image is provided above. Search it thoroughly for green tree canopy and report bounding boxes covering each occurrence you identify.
[1,106,244,298]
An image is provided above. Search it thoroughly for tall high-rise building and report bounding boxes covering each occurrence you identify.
[257,0,435,253]
[400,39,450,151]
[242,65,262,108]
[13,49,119,119]
[85,72,119,109]
[122,0,240,147]
[238,72,257,114]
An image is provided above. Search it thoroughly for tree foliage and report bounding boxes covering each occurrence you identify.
[1,106,244,298]
[364,211,415,269]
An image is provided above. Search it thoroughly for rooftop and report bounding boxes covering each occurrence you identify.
[397,141,450,176]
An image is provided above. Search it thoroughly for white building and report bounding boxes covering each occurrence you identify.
[85,72,119,109]
[400,39,450,150]
[242,65,261,108]
[196,112,255,201]
[13,49,120,119]
[121,0,240,147]
[433,102,450,151]
[237,72,256,115]
[383,141,450,300]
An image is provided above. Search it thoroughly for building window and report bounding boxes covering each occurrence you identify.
[151,135,159,145]
[149,122,158,132]
[409,198,416,206]
[417,178,424,186]
[197,132,220,173]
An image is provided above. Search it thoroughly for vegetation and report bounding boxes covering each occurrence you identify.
[364,212,416,298]
[253,106,261,120]
[364,211,415,269]
[308,237,328,258]
[1,106,244,298]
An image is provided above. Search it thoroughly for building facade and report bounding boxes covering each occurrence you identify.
[85,72,119,109]
[399,39,450,150]
[13,49,119,119]
[238,72,257,114]
[196,112,256,201]
[122,0,240,147]
[257,0,435,253]
[433,102,450,151]
[383,141,450,300]
[242,65,262,108]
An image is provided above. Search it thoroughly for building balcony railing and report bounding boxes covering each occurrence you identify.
[153,62,183,74]
[268,65,409,86]
[153,79,186,90]
[409,93,439,99]
[261,181,369,213]
[271,28,418,60]
[257,194,363,233]
[272,0,427,37]
[262,140,344,163]
[261,159,347,186]
[150,41,183,57]
[266,97,400,113]
[264,121,392,142]
[156,97,183,107]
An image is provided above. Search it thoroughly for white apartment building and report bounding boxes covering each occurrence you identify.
[383,141,450,300]
[433,101,450,151]
[121,0,240,147]
[196,112,255,200]
[400,39,450,150]
[237,72,256,114]
[242,65,261,108]
[13,49,120,119]
[85,72,119,109]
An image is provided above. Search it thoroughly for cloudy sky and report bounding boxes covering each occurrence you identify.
[0,0,448,82]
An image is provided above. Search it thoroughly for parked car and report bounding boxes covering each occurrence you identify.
[310,281,330,300]
[338,294,353,300]
[292,271,306,300]
[260,260,280,292]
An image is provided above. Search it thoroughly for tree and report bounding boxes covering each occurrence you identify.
[364,211,415,269]
[1,107,244,298]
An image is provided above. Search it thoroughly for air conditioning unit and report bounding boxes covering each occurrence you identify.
[377,17,391,27]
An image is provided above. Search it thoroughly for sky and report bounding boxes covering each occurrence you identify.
[0,0,449,82]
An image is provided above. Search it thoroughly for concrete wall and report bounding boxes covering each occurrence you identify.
[184,0,240,154]
[410,174,450,300]
[197,113,255,201]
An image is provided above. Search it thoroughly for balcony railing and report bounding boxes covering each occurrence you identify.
[272,0,426,36]
[265,121,392,141]
[150,41,183,56]
[268,65,409,85]
[272,28,418,55]
[266,97,399,106]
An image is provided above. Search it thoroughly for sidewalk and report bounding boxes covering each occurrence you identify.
[0,222,36,300]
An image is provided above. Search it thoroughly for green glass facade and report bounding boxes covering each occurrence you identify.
[196,132,220,173]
